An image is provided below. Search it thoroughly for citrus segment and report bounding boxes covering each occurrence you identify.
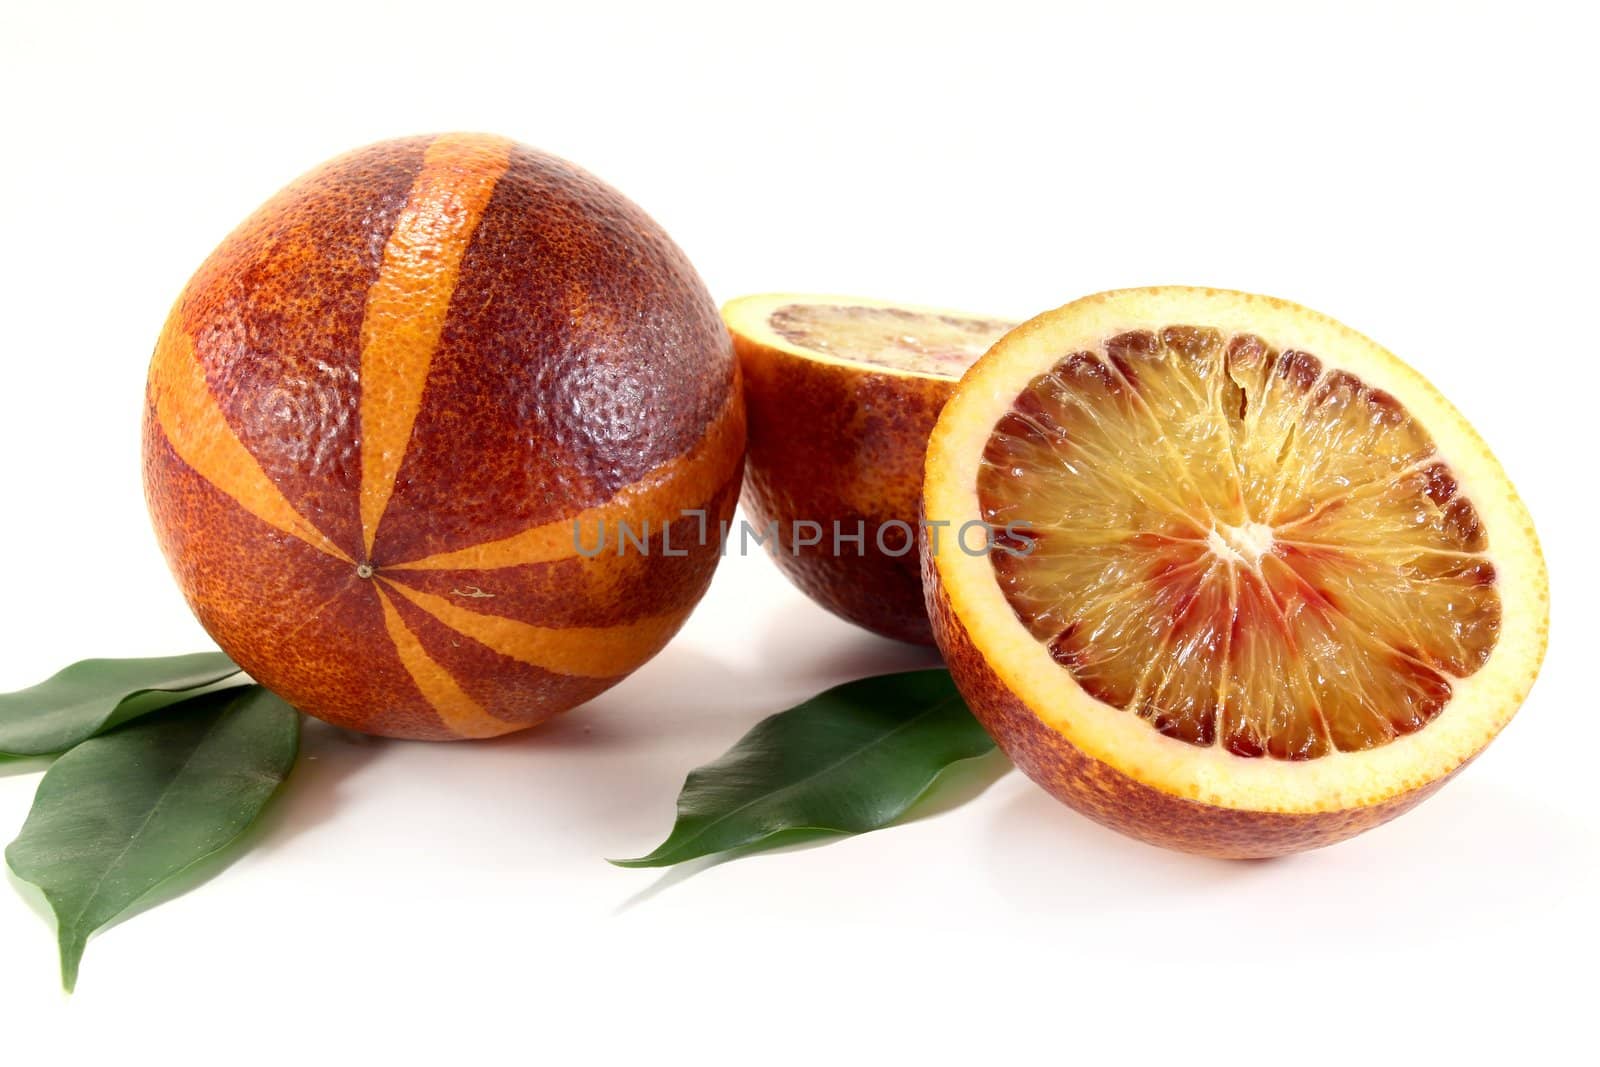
[375,585,520,739]
[380,579,691,679]
[357,134,511,558]
[385,385,744,571]
[148,322,351,564]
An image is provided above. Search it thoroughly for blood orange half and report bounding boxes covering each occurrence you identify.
[924,287,1547,856]
[725,294,1014,643]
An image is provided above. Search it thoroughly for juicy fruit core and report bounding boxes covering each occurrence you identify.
[977,325,1502,759]
[769,303,1014,377]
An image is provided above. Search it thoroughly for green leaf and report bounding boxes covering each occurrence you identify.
[611,668,997,868]
[0,652,244,757]
[5,686,299,991]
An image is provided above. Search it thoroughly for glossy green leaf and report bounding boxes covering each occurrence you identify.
[611,669,997,868]
[0,652,244,757]
[5,685,299,991]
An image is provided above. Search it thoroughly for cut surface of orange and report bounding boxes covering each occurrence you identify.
[924,287,1547,856]
[759,299,1017,377]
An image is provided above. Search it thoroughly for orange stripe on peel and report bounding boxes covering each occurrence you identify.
[375,585,520,738]
[381,579,689,678]
[358,133,513,558]
[149,323,352,563]
[387,382,746,571]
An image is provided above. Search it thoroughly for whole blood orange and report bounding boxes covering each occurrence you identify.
[924,287,1547,856]
[144,133,744,740]
[724,294,1013,643]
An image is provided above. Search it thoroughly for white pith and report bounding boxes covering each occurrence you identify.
[1207,521,1275,568]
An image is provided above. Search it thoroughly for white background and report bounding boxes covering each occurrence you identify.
[1,1,1594,1061]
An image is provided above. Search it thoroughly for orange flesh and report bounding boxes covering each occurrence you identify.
[977,326,1501,759]
[768,304,1015,377]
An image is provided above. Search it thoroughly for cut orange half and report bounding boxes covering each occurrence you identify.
[725,294,1014,642]
[924,287,1548,857]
